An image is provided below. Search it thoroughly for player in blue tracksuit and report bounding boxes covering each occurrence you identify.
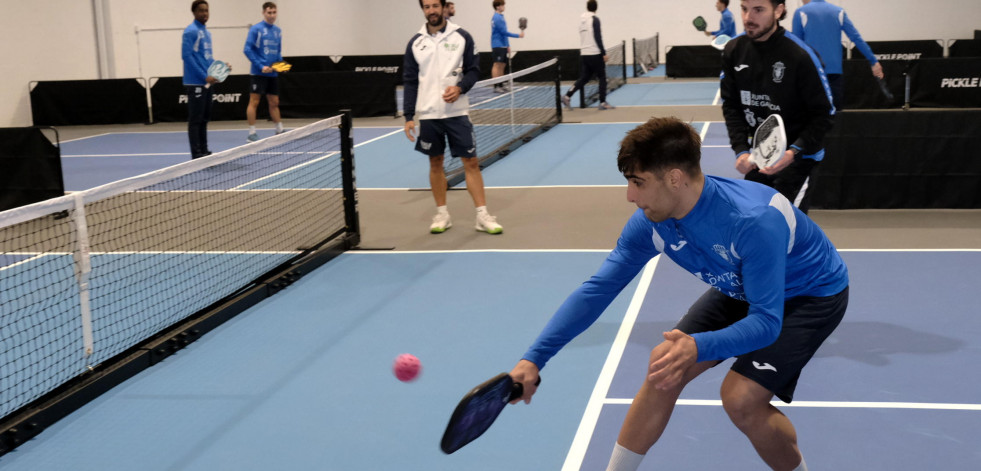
[490,0,523,91]
[562,1,614,110]
[243,2,284,142]
[706,0,737,39]
[510,118,847,471]
[792,0,883,110]
[182,0,224,159]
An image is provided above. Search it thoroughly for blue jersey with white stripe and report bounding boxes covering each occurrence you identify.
[182,20,213,86]
[791,0,878,75]
[522,176,848,368]
[244,21,283,77]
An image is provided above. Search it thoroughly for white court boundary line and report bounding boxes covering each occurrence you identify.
[62,128,402,158]
[602,398,981,411]
[561,256,660,471]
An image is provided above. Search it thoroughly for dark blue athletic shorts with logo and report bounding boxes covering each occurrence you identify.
[250,75,279,96]
[675,286,849,403]
[414,116,477,158]
[492,47,509,63]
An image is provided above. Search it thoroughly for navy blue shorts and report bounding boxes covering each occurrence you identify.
[492,47,509,63]
[414,116,477,158]
[249,75,279,96]
[675,286,848,403]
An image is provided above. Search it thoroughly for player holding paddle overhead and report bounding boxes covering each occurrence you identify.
[490,0,523,93]
[792,0,885,110]
[243,2,285,142]
[182,0,231,159]
[403,0,503,235]
[721,0,835,214]
[561,1,615,111]
[509,117,848,471]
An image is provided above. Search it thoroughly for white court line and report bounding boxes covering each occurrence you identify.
[561,256,660,471]
[713,87,722,106]
[62,128,402,158]
[603,398,981,411]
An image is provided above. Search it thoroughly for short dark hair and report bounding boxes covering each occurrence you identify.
[587,1,597,12]
[419,0,447,8]
[191,0,208,13]
[771,0,787,20]
[719,0,730,6]
[493,0,505,9]
[262,2,277,10]
[617,117,702,177]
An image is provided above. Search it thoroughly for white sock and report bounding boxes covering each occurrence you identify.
[436,205,449,215]
[605,443,645,471]
[793,456,809,471]
[275,122,284,132]
[475,206,488,215]
[249,125,256,134]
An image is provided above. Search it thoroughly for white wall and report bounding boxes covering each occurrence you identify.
[4,0,980,127]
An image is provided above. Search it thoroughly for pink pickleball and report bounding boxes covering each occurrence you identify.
[393,353,422,382]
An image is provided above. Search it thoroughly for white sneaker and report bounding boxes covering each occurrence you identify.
[475,212,503,234]
[598,102,616,110]
[430,212,452,233]
[561,95,573,110]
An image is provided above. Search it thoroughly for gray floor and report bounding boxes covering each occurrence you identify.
[50,105,981,252]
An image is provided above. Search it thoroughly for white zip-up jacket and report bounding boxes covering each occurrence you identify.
[402,21,480,121]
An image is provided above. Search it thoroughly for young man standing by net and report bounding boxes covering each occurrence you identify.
[721,0,834,214]
[243,2,284,142]
[509,116,848,471]
[182,0,221,159]
[561,1,614,111]
[792,0,884,111]
[403,0,503,235]
[490,0,523,93]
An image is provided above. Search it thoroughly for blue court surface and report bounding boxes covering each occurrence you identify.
[5,84,978,470]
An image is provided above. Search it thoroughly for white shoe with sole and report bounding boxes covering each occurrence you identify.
[430,212,452,233]
[475,212,503,234]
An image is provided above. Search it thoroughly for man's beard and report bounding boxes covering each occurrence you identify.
[428,14,443,27]
[744,14,776,40]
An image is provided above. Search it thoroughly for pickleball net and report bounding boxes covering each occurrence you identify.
[0,114,359,454]
[442,57,562,186]
[633,33,660,77]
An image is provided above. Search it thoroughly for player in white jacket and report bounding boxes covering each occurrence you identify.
[403,0,503,234]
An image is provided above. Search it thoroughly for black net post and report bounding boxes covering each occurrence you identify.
[554,56,564,123]
[339,110,360,244]
[621,40,628,84]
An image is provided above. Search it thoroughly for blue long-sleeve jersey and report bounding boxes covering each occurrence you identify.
[522,176,848,369]
[244,21,283,77]
[182,20,213,86]
[491,12,519,48]
[711,9,736,38]
[791,0,877,75]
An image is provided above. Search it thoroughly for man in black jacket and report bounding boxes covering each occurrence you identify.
[721,0,834,214]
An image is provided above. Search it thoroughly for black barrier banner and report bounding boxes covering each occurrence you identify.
[285,55,404,83]
[910,58,981,108]
[864,40,944,61]
[665,45,722,78]
[812,110,981,209]
[149,76,255,123]
[842,59,909,109]
[278,71,395,118]
[30,79,149,126]
[0,127,63,212]
[948,39,981,58]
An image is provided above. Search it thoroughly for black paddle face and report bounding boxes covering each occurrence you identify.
[441,373,516,454]
[440,373,540,454]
